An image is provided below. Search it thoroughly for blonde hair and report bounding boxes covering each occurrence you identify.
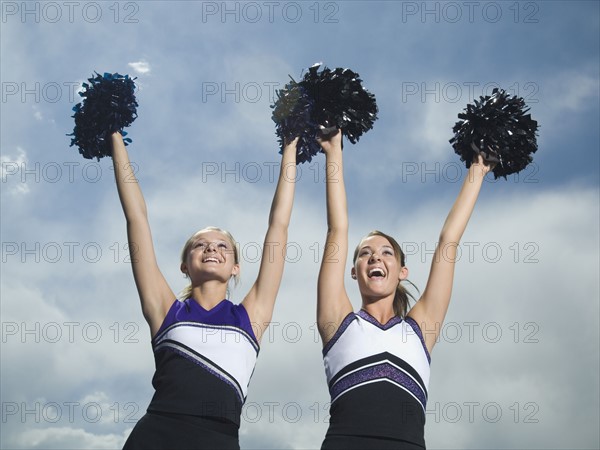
[353,230,418,318]
[179,227,240,300]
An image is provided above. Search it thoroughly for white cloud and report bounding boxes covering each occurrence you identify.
[404,98,459,161]
[17,427,128,449]
[1,147,27,180]
[127,61,151,75]
[33,106,43,121]
[1,147,30,194]
[544,70,598,111]
[531,65,599,143]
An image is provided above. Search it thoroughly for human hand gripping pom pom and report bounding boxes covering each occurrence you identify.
[449,88,539,179]
[271,63,378,164]
[68,72,138,161]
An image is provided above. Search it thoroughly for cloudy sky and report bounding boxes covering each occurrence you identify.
[1,1,598,449]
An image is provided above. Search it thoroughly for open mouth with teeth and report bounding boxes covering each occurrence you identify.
[203,257,221,263]
[368,268,386,278]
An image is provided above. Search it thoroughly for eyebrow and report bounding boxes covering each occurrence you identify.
[193,238,229,245]
[360,245,394,251]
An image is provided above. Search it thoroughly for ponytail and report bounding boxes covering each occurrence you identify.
[393,276,419,318]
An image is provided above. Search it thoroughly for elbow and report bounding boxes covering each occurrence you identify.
[265,222,289,245]
[268,214,291,231]
[438,228,463,246]
[125,206,148,225]
[327,222,348,235]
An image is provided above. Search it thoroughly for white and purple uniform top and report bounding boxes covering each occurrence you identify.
[147,298,259,427]
[323,310,431,446]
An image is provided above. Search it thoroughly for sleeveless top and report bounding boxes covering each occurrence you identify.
[323,310,431,446]
[147,298,259,427]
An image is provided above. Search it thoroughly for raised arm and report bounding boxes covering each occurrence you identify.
[111,132,175,337]
[241,138,298,341]
[408,154,494,353]
[316,130,354,344]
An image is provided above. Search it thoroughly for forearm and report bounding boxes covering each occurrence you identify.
[111,132,147,221]
[268,140,297,229]
[439,163,486,243]
[325,146,348,233]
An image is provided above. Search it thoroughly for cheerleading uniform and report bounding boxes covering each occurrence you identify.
[123,298,259,450]
[321,310,431,449]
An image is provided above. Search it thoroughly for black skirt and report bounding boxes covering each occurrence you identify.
[123,411,239,450]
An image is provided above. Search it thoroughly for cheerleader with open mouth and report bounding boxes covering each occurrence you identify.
[315,129,495,449]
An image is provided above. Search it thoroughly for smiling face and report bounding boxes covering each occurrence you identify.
[180,228,239,286]
[352,233,408,302]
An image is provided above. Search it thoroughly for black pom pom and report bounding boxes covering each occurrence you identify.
[68,72,138,160]
[271,63,378,164]
[449,88,539,179]
[272,74,319,164]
